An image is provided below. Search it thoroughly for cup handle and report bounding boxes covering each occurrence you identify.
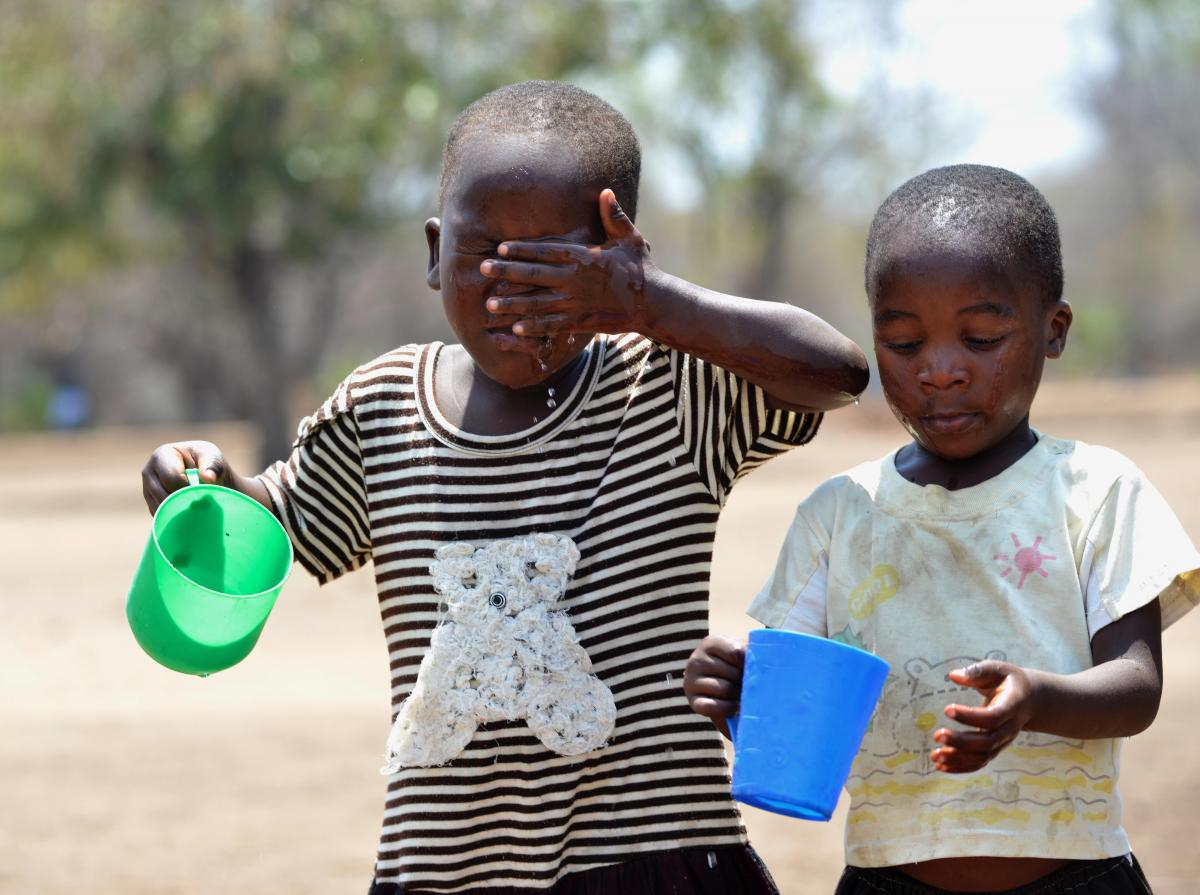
[185,468,200,487]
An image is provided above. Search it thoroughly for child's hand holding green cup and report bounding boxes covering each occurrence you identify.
[127,465,292,676]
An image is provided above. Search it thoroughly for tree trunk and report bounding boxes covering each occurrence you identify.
[741,167,792,303]
[231,243,292,470]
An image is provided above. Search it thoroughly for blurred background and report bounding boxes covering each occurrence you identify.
[4,0,1198,461]
[2,1,1199,893]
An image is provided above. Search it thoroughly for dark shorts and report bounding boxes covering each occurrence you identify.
[367,844,780,894]
[834,854,1152,895]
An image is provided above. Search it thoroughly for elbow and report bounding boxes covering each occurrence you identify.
[841,343,871,401]
[1129,685,1162,737]
[807,341,871,412]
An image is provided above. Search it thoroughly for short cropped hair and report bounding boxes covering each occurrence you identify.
[438,80,641,219]
[865,164,1064,306]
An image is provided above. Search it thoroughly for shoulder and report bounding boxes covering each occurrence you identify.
[797,452,895,524]
[603,332,661,372]
[345,344,423,390]
[1041,433,1149,497]
[333,344,425,408]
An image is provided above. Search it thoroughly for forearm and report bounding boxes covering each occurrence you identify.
[231,469,275,512]
[640,267,870,412]
[1025,651,1161,740]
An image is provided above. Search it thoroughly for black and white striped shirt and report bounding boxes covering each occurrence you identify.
[260,333,820,892]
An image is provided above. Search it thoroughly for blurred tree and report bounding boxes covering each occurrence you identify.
[1068,0,1200,373]
[0,0,614,461]
[1,0,910,460]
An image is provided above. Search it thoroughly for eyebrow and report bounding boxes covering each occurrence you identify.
[958,301,1018,319]
[873,302,1018,325]
[873,308,917,325]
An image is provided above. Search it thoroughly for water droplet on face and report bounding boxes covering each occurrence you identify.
[537,359,547,372]
[567,334,576,346]
[854,398,860,406]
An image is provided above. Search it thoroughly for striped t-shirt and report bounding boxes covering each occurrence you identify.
[259,332,820,892]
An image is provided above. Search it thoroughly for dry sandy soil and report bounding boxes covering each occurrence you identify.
[3,377,1199,895]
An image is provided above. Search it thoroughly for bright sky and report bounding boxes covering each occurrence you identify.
[816,0,1114,176]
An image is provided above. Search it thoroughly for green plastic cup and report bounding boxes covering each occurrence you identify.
[126,468,293,676]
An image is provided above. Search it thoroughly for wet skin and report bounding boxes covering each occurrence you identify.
[863,243,1162,891]
[870,245,1072,490]
[426,134,869,436]
[425,134,606,435]
[686,245,1162,892]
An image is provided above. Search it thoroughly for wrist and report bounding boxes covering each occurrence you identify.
[637,263,676,338]
[1021,666,1052,730]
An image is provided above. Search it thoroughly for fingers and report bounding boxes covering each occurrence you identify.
[487,291,571,318]
[930,743,1002,774]
[598,188,640,242]
[140,441,228,514]
[944,701,1011,729]
[932,719,1018,773]
[693,635,747,672]
[496,241,593,265]
[510,315,575,338]
[683,636,746,722]
[947,661,1009,691]
[480,258,572,288]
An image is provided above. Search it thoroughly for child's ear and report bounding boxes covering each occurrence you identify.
[1044,299,1073,359]
[425,217,442,291]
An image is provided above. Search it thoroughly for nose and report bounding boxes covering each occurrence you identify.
[917,346,969,391]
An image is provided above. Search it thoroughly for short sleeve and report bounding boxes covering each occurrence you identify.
[669,347,822,504]
[747,503,830,635]
[257,375,371,585]
[1080,466,1200,635]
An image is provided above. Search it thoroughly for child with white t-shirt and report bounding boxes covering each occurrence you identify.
[684,164,1200,895]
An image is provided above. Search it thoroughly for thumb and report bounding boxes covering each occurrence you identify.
[181,443,228,485]
[599,188,640,243]
[948,660,1008,691]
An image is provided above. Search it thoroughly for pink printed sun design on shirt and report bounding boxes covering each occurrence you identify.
[994,533,1056,589]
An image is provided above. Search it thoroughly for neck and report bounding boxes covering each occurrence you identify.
[436,345,590,436]
[896,417,1036,490]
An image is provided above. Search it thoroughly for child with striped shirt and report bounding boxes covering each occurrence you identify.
[139,80,868,894]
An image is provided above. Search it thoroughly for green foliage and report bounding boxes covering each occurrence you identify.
[0,371,52,431]
[1,0,919,450]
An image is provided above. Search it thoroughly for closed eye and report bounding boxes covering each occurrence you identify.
[884,340,921,353]
[965,336,1005,348]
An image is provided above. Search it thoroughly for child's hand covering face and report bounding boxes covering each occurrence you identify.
[480,189,651,338]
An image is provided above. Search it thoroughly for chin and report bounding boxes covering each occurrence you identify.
[915,432,991,462]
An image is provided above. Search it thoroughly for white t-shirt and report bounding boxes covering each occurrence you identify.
[748,433,1200,867]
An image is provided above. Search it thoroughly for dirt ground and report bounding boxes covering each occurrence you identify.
[3,377,1199,895]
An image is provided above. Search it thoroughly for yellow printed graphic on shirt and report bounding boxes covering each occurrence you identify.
[847,564,900,620]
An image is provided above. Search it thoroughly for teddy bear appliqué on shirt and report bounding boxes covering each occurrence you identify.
[381,533,617,772]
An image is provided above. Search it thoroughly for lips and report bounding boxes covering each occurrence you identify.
[921,411,983,434]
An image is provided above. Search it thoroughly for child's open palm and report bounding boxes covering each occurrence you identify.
[479,188,652,337]
[932,660,1038,774]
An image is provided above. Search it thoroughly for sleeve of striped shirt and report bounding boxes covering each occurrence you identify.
[256,374,371,584]
[668,347,822,503]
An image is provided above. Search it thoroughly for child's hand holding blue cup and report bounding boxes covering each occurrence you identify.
[685,629,889,821]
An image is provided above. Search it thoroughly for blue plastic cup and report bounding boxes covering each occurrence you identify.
[729,628,889,821]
